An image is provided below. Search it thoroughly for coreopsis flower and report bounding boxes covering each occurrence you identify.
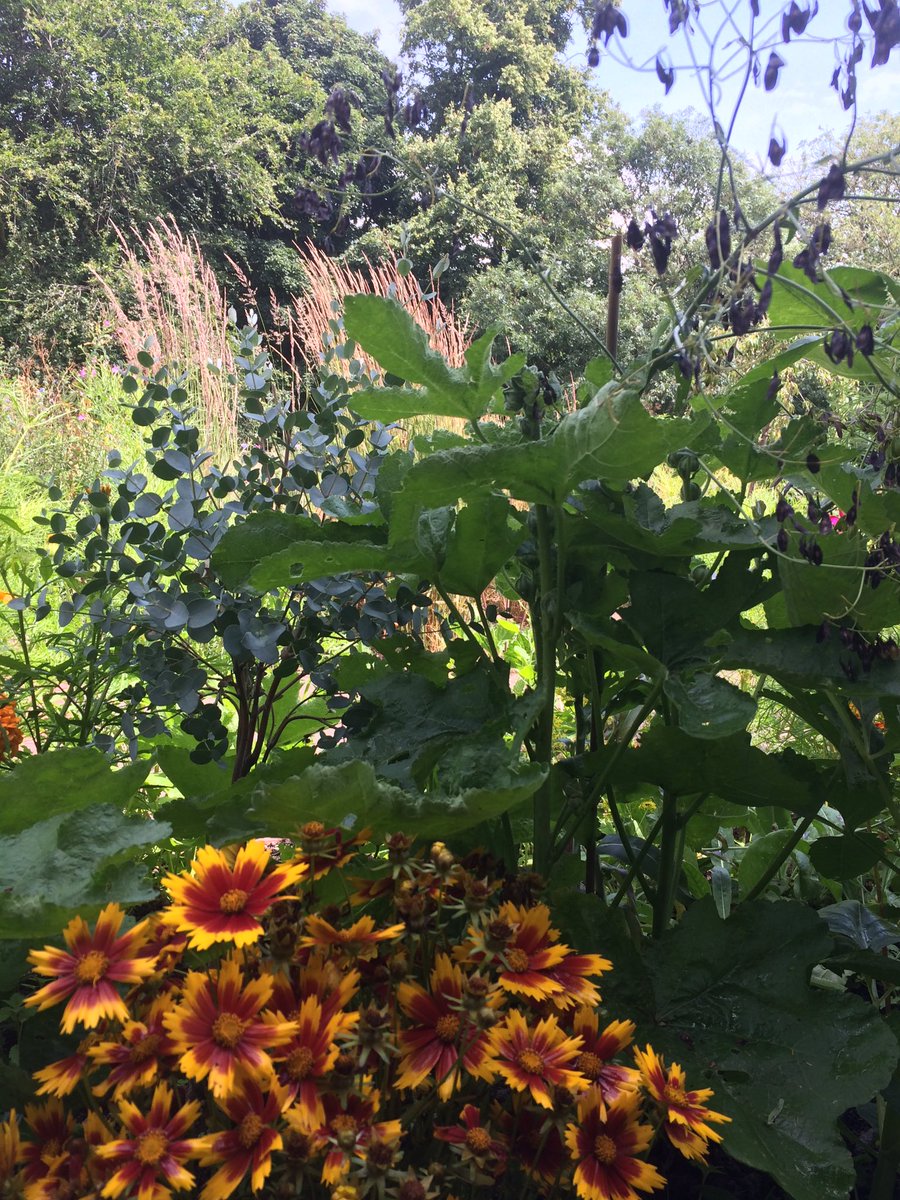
[298,914,405,961]
[90,995,178,1098]
[27,1110,113,1200]
[94,1082,202,1200]
[271,952,359,1032]
[25,905,154,1033]
[0,695,22,760]
[161,842,307,951]
[499,1106,567,1188]
[572,1010,640,1113]
[0,1109,22,1187]
[565,1092,664,1200]
[298,1091,401,1184]
[633,1045,730,1158]
[163,960,296,1099]
[272,995,340,1123]
[196,1075,283,1200]
[20,1098,73,1188]
[487,1011,585,1109]
[434,1104,507,1173]
[396,954,498,1099]
[33,1034,101,1098]
[294,822,369,879]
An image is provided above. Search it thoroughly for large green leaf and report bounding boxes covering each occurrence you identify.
[201,758,547,844]
[213,512,389,591]
[389,385,700,515]
[0,804,169,938]
[0,749,151,836]
[343,296,514,422]
[721,627,900,700]
[435,494,525,596]
[767,263,898,332]
[561,896,897,1200]
[664,672,757,739]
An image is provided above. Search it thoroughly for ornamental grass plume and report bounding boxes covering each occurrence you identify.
[10,829,729,1200]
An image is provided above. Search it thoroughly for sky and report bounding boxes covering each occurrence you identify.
[325,0,898,165]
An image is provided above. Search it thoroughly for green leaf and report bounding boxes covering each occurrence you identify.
[767,263,899,332]
[389,385,702,517]
[739,829,795,895]
[213,512,388,591]
[438,494,525,596]
[0,804,169,938]
[343,295,486,421]
[819,900,900,950]
[809,832,884,881]
[0,749,151,837]
[824,950,900,986]
[664,672,757,739]
[156,745,233,800]
[596,899,898,1200]
[721,627,900,700]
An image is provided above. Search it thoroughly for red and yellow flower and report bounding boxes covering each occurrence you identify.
[298,914,405,961]
[434,1104,507,1173]
[33,1034,102,1098]
[396,954,498,1099]
[90,996,178,1099]
[25,904,154,1034]
[487,1010,585,1109]
[272,995,340,1123]
[270,953,359,1032]
[1,1108,22,1188]
[633,1045,730,1158]
[162,842,307,951]
[20,1098,74,1189]
[573,1009,640,1113]
[565,1091,664,1200]
[95,1082,202,1200]
[296,1091,401,1184]
[196,1075,283,1200]
[163,960,296,1099]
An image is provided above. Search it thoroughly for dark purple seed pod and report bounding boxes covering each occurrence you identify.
[764,51,785,90]
[809,542,824,566]
[816,622,830,643]
[856,324,875,356]
[806,452,821,474]
[588,44,600,68]
[625,218,644,251]
[776,527,789,552]
[817,163,846,210]
[768,136,787,167]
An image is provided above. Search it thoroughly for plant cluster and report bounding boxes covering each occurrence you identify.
[2,832,727,1200]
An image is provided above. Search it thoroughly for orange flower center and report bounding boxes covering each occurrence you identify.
[505,948,530,973]
[516,1049,545,1075]
[331,1115,359,1149]
[41,1139,62,1164]
[130,1033,161,1064]
[663,1084,688,1106]
[238,1114,265,1149]
[435,1014,461,1043]
[301,821,326,839]
[465,1127,492,1154]
[137,1130,168,1165]
[593,1134,617,1164]
[212,1012,247,1048]
[219,888,250,914]
[74,950,110,984]
[286,1046,316,1080]
[576,1051,603,1079]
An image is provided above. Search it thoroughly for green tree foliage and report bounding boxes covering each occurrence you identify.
[0,0,392,355]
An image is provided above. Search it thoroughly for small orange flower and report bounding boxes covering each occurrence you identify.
[298,914,405,961]
[0,694,23,761]
[565,1092,664,1200]
[196,1075,284,1200]
[487,1010,585,1109]
[633,1045,730,1159]
[396,954,498,1099]
[162,842,307,951]
[25,905,154,1033]
[95,1082,202,1200]
[163,961,296,1099]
